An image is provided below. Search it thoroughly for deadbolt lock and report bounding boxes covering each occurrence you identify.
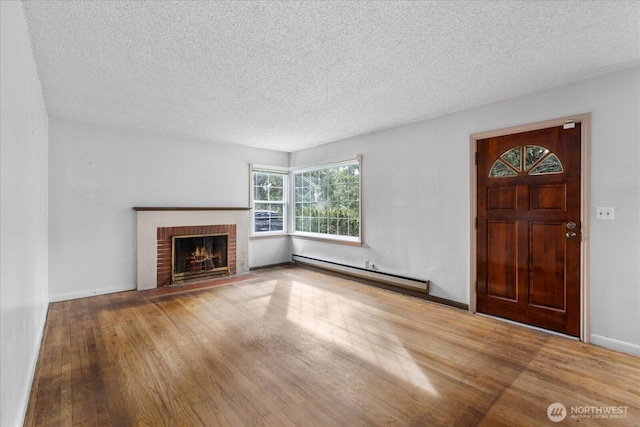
[566,222,577,230]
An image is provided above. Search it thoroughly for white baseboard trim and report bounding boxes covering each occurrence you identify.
[590,334,640,357]
[17,301,49,426]
[49,285,136,302]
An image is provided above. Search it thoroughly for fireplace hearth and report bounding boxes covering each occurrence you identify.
[172,234,228,284]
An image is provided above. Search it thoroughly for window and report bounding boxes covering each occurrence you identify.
[489,145,563,178]
[252,166,287,234]
[292,157,361,242]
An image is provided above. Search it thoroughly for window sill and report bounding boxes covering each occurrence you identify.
[250,232,289,240]
[290,232,362,247]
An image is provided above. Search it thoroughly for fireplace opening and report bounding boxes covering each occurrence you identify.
[172,233,229,284]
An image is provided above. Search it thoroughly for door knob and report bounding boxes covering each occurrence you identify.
[566,231,577,238]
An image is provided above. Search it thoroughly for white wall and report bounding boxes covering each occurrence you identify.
[250,235,291,268]
[290,66,640,354]
[0,2,50,425]
[48,118,289,300]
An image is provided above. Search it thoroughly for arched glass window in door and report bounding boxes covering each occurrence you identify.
[489,145,563,178]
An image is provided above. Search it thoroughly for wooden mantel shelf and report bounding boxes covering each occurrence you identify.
[133,207,251,211]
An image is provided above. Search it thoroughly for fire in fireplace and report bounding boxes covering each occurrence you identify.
[172,233,228,284]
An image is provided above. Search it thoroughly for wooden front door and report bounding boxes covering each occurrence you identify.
[476,124,581,336]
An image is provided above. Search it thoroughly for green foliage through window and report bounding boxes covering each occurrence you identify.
[293,160,360,239]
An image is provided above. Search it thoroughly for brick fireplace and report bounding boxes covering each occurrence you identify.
[156,224,236,286]
[134,207,250,290]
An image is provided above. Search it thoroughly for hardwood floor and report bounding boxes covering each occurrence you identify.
[25,266,639,426]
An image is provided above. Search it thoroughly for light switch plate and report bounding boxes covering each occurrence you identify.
[595,207,614,220]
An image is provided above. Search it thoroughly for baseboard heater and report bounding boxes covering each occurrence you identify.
[291,254,428,293]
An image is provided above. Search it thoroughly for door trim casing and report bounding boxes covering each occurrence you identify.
[469,113,591,342]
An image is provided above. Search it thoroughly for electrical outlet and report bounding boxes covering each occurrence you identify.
[595,207,614,220]
[364,260,370,269]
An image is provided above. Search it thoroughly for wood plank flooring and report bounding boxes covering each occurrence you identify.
[25,266,640,426]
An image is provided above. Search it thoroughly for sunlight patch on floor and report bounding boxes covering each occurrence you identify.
[286,280,439,396]
[227,279,278,317]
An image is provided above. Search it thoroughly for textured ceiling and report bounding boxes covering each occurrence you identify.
[22,1,640,152]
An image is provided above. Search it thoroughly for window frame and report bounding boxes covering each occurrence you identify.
[290,155,362,245]
[250,165,289,237]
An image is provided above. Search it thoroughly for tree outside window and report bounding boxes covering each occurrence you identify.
[293,160,360,240]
